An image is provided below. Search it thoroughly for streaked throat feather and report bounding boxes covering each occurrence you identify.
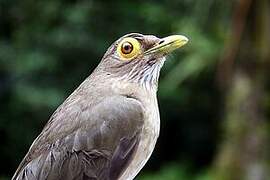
[118,58,165,91]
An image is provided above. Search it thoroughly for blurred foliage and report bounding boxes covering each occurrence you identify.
[2,0,268,179]
[141,164,192,180]
[140,163,213,180]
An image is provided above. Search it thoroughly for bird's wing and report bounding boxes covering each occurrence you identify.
[13,95,144,180]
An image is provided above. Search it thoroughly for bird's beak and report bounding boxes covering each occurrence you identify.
[144,35,189,55]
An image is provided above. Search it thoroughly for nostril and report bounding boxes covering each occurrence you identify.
[158,40,164,44]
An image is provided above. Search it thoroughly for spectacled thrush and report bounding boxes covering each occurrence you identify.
[12,33,188,180]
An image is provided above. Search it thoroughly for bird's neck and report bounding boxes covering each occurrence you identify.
[86,58,165,101]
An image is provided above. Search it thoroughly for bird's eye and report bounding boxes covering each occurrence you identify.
[121,42,133,54]
[117,37,141,60]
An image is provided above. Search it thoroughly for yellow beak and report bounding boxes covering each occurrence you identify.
[145,35,189,55]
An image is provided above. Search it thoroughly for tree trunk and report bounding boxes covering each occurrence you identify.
[213,0,270,179]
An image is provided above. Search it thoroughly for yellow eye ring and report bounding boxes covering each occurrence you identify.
[117,37,141,60]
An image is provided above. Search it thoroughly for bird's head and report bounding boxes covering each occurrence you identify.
[96,33,188,90]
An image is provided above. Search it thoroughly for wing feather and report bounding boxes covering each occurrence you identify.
[13,96,144,180]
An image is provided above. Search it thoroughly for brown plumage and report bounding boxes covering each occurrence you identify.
[12,33,188,180]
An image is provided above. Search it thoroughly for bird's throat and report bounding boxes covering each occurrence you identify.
[120,58,165,91]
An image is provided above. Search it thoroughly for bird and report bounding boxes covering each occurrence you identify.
[12,33,188,180]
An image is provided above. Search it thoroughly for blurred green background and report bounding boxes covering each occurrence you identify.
[1,0,270,179]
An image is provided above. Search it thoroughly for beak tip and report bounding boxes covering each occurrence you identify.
[179,35,189,44]
[174,35,189,48]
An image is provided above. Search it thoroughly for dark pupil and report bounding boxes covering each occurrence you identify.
[121,42,133,54]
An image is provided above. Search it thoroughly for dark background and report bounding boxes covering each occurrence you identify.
[1,0,269,179]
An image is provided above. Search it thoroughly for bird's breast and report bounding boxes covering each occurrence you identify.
[119,95,160,180]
